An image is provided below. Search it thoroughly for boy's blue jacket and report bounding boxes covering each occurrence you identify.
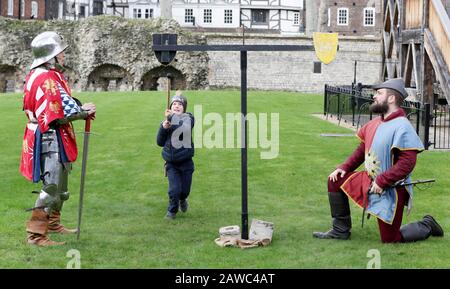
[157,113,195,163]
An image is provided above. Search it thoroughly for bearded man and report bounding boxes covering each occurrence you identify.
[313,78,443,243]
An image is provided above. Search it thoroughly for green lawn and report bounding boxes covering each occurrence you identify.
[0,90,448,268]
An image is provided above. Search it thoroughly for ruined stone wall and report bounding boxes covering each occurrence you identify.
[0,16,209,92]
[0,16,381,94]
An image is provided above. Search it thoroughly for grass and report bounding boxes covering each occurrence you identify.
[0,90,449,268]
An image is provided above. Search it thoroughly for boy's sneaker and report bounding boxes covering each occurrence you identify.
[165,211,176,220]
[179,200,189,213]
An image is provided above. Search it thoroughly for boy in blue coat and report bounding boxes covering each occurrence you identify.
[157,91,195,219]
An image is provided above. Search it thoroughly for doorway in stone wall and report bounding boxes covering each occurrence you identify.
[87,64,132,91]
[0,65,17,93]
[141,66,186,91]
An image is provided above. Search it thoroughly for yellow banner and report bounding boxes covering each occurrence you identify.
[313,32,338,65]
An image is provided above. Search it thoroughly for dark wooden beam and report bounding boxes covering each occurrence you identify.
[404,43,413,87]
[401,29,422,44]
[424,29,450,103]
[423,51,434,104]
[413,43,422,88]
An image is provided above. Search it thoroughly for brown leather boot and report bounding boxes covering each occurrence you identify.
[26,209,65,246]
[48,211,78,234]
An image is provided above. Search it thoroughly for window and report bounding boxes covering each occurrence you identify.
[80,6,86,18]
[337,8,348,25]
[204,9,212,23]
[145,9,153,19]
[185,9,194,23]
[224,9,233,24]
[364,7,375,26]
[293,12,299,25]
[133,9,138,18]
[313,62,322,74]
[251,9,268,24]
[31,1,38,18]
[93,0,103,15]
[133,9,142,18]
[8,0,14,16]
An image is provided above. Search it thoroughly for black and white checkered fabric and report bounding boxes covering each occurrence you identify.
[58,82,81,117]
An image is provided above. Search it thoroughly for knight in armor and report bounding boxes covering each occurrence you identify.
[20,31,96,246]
[313,78,444,243]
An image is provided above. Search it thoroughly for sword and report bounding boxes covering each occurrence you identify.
[393,179,435,187]
[77,118,91,241]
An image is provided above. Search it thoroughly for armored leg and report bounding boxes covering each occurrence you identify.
[48,159,76,234]
[54,165,70,212]
[26,130,74,245]
[48,190,78,234]
[37,130,65,215]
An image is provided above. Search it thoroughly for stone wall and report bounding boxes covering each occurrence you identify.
[203,33,382,93]
[0,16,381,94]
[0,16,209,92]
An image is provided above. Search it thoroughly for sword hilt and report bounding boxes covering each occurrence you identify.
[85,117,91,133]
[166,73,172,109]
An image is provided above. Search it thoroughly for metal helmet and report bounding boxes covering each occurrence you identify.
[30,31,68,69]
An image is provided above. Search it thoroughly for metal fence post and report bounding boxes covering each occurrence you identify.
[351,84,358,126]
[416,103,420,135]
[337,92,341,121]
[424,103,431,150]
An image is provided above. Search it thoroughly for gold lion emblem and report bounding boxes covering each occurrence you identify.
[43,79,57,96]
[49,101,61,114]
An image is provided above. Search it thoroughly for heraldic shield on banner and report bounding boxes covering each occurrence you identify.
[313,32,338,65]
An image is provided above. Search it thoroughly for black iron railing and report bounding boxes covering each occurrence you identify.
[433,103,450,149]
[324,84,433,149]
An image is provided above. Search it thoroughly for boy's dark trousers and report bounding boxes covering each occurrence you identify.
[166,159,194,214]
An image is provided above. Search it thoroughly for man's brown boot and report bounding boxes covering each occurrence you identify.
[48,211,78,234]
[26,209,65,246]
